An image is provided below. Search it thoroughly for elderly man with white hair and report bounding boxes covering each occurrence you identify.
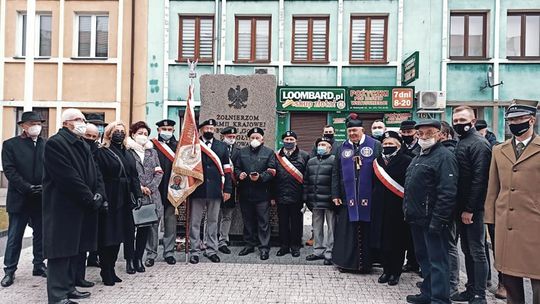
[42,108,107,304]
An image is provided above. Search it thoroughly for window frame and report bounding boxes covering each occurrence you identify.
[449,12,488,60]
[73,14,109,59]
[15,107,50,138]
[234,16,272,63]
[507,12,540,60]
[349,15,389,64]
[178,15,215,63]
[17,12,52,58]
[291,16,329,64]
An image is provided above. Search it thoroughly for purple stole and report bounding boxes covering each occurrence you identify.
[340,137,376,222]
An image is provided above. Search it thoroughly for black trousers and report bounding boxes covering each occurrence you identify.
[74,252,87,283]
[240,200,270,252]
[404,223,419,268]
[98,245,120,278]
[502,273,540,304]
[47,255,78,303]
[134,226,150,260]
[277,203,303,250]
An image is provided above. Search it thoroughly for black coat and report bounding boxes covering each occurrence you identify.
[222,143,241,208]
[403,143,458,230]
[272,147,309,204]
[485,130,499,147]
[42,128,105,259]
[154,136,178,206]
[441,139,457,153]
[303,153,335,210]
[454,129,492,213]
[234,144,276,203]
[191,138,232,199]
[2,135,45,213]
[401,141,421,158]
[370,151,412,250]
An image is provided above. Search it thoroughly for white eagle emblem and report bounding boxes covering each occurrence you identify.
[360,147,373,157]
[342,149,354,158]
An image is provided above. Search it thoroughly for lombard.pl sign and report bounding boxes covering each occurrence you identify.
[277,87,347,111]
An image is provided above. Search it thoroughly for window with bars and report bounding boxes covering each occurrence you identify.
[292,17,329,63]
[507,12,540,59]
[76,14,108,58]
[350,16,388,63]
[450,12,488,59]
[18,13,52,57]
[235,17,271,63]
[179,16,214,62]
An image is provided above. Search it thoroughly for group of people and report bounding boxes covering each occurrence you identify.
[0,98,538,304]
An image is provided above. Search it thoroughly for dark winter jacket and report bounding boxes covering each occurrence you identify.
[454,129,492,213]
[485,130,499,147]
[441,139,457,153]
[303,153,335,210]
[403,142,458,231]
[234,144,277,203]
[272,147,309,204]
[401,141,421,158]
[191,138,232,199]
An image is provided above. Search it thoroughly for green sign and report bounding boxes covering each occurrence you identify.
[277,87,347,111]
[327,112,349,143]
[349,86,414,112]
[402,51,419,85]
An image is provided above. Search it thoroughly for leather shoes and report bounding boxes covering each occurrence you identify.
[32,265,47,277]
[51,299,78,304]
[388,275,400,286]
[75,279,95,288]
[1,273,14,287]
[218,246,231,254]
[260,251,269,260]
[291,249,300,257]
[86,258,100,268]
[126,260,136,274]
[406,293,430,304]
[238,247,255,256]
[165,256,177,265]
[306,254,324,261]
[402,263,420,273]
[144,258,154,267]
[189,256,199,264]
[378,273,391,284]
[67,290,91,299]
[205,254,220,263]
[134,259,145,273]
[495,283,507,299]
[323,259,332,265]
[276,248,290,256]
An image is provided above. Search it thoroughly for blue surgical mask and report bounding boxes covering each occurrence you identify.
[316,147,327,156]
[283,142,295,150]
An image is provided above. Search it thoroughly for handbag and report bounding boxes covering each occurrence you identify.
[132,201,159,227]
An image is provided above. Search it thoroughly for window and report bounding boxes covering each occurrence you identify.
[15,108,50,138]
[507,13,540,59]
[235,17,271,63]
[18,13,52,57]
[76,15,109,58]
[292,16,329,63]
[350,16,388,63]
[450,13,487,59]
[179,16,214,62]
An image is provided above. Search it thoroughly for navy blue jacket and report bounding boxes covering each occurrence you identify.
[191,138,232,199]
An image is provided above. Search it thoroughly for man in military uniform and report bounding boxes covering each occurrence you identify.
[188,119,232,264]
[147,119,179,266]
[235,127,277,260]
[218,126,240,254]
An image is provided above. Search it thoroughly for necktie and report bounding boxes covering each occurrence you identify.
[205,141,211,147]
[516,142,525,158]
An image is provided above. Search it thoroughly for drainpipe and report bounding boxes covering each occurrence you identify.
[129,0,136,125]
[214,0,219,74]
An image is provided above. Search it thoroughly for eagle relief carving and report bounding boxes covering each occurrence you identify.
[228,85,248,109]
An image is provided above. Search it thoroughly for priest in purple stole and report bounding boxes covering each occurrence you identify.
[331,113,381,272]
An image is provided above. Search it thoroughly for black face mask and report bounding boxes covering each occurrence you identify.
[402,135,415,145]
[111,131,125,144]
[509,121,531,137]
[323,133,334,140]
[202,132,214,140]
[84,138,96,146]
[453,122,473,137]
[383,146,398,155]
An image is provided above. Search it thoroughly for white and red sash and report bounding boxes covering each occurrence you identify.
[373,158,404,199]
[151,138,175,162]
[199,139,227,188]
[275,150,303,184]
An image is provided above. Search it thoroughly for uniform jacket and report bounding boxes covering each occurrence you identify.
[191,138,232,199]
[401,141,421,158]
[2,134,45,213]
[42,127,105,259]
[485,135,540,279]
[272,147,309,204]
[153,135,178,206]
[223,143,241,208]
[234,144,276,203]
[303,153,335,210]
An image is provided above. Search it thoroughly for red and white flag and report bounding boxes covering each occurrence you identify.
[168,84,204,212]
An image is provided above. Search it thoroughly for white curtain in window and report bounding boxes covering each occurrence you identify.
[199,18,213,59]
[237,19,251,60]
[255,19,270,60]
[312,19,327,60]
[370,19,385,60]
[525,15,540,57]
[78,16,92,57]
[294,19,308,61]
[96,16,108,57]
[39,15,52,57]
[181,18,196,59]
[351,18,366,61]
[450,15,465,57]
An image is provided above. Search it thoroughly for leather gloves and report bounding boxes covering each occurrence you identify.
[91,193,104,210]
[29,185,42,197]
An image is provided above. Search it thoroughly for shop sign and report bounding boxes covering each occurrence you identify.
[384,112,413,126]
[349,86,414,112]
[402,51,419,85]
[277,87,347,111]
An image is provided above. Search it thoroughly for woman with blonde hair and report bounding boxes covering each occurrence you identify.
[95,120,142,286]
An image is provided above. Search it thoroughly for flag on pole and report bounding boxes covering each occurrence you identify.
[167,84,203,213]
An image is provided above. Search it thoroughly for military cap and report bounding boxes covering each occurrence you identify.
[247,127,264,137]
[382,131,402,144]
[220,126,238,135]
[475,120,488,131]
[345,113,363,128]
[315,137,333,146]
[505,99,538,119]
[400,120,417,130]
[281,131,297,140]
[199,119,217,129]
[156,119,176,127]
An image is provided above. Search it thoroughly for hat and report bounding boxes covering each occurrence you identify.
[130,121,151,136]
[475,120,488,131]
[199,119,217,129]
[415,119,442,130]
[220,126,237,135]
[247,127,264,137]
[17,111,45,125]
[505,99,538,119]
[400,120,417,130]
[281,131,297,140]
[156,119,176,127]
[85,113,107,126]
[315,137,333,146]
[382,131,402,144]
[345,113,363,128]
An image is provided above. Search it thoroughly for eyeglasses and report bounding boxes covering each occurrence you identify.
[417,131,439,138]
[67,117,87,123]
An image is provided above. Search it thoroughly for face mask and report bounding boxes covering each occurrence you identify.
[402,135,415,145]
[453,122,472,137]
[316,146,327,156]
[372,130,384,138]
[160,131,173,141]
[73,122,87,136]
[418,138,437,150]
[509,120,531,137]
[382,146,398,155]
[283,142,295,150]
[135,135,148,146]
[202,131,214,140]
[27,125,42,137]
[323,133,334,140]
[84,138,96,146]
[250,139,262,149]
[223,137,236,146]
[112,131,125,144]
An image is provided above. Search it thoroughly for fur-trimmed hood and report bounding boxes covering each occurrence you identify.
[126,136,154,152]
